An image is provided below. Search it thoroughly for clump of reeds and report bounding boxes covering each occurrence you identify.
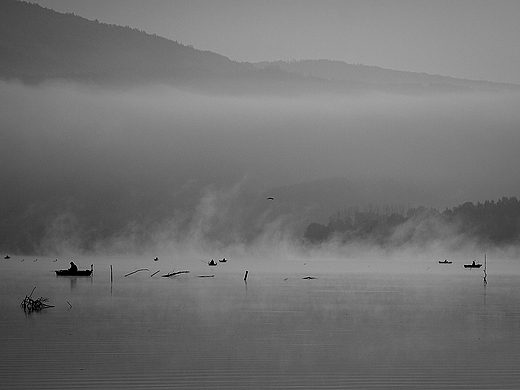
[20,287,54,312]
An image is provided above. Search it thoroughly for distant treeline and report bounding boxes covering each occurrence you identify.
[303,196,520,247]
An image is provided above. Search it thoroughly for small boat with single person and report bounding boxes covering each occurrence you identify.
[56,263,93,276]
[464,260,482,269]
[218,257,227,263]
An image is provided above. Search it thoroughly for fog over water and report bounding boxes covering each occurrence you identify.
[2,79,520,256]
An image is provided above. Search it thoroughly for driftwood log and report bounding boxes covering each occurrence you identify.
[162,270,190,277]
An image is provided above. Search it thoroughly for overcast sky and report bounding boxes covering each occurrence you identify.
[31,0,520,85]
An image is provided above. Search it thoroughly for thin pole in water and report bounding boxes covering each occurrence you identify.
[244,270,248,281]
[483,254,487,284]
[110,265,113,282]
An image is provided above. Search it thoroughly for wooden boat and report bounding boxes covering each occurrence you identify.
[464,261,482,269]
[218,258,227,263]
[439,260,452,264]
[56,264,93,276]
[208,259,217,266]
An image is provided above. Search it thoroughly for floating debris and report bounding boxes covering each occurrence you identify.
[302,276,317,280]
[150,270,160,277]
[20,287,54,312]
[4,255,10,259]
[196,274,215,278]
[153,257,159,261]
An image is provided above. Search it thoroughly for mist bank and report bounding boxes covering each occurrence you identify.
[1,79,520,255]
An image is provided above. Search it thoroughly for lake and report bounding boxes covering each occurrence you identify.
[1,255,520,389]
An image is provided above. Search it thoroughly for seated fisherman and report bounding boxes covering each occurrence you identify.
[69,262,78,272]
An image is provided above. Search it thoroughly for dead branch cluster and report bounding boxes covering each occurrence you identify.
[20,287,54,312]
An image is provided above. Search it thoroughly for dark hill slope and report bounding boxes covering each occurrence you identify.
[0,0,250,84]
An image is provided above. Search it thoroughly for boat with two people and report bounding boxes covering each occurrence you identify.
[55,262,93,276]
[439,259,452,264]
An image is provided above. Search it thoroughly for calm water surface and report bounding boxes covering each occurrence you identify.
[1,256,520,389]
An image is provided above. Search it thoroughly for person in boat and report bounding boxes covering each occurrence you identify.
[208,259,217,266]
[68,261,78,273]
[472,260,476,266]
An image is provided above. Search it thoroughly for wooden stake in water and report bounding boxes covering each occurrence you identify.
[244,270,248,281]
[110,265,113,282]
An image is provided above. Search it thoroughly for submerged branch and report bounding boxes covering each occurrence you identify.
[124,268,149,277]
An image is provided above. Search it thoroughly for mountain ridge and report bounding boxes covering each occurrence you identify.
[253,59,519,92]
[0,0,251,84]
[1,1,519,94]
